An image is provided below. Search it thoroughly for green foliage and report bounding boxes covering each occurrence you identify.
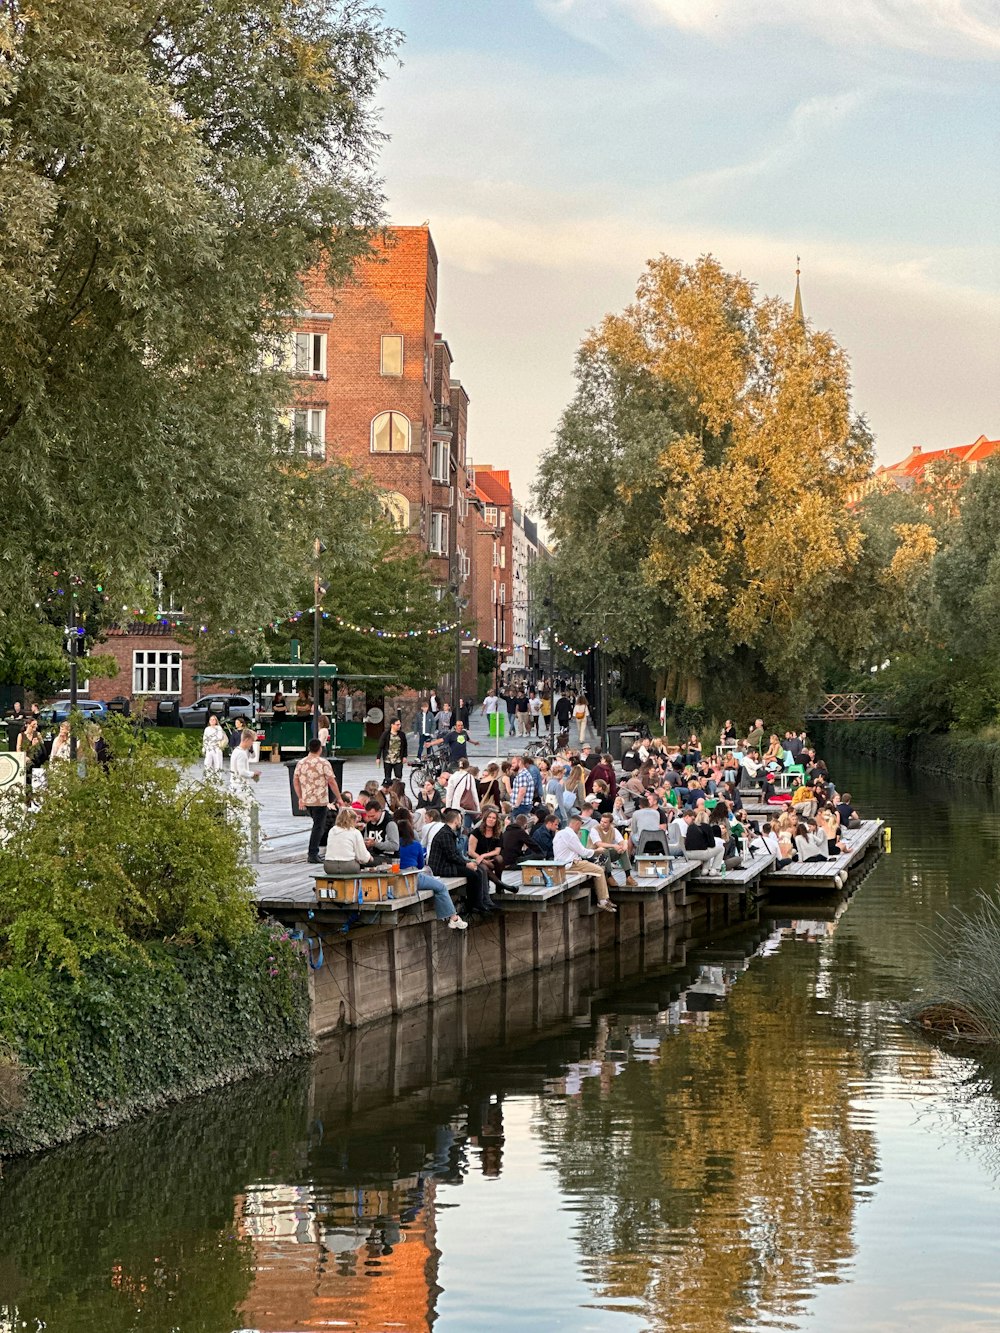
[0,724,256,974]
[135,723,204,761]
[535,254,873,712]
[0,925,312,1156]
[198,512,458,690]
[815,719,1000,785]
[0,0,400,661]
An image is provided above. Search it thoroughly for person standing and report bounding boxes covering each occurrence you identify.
[415,700,436,759]
[515,691,530,736]
[376,717,408,786]
[293,738,343,864]
[527,690,541,735]
[229,730,261,847]
[456,697,471,727]
[505,689,517,734]
[554,691,573,739]
[426,718,479,766]
[269,690,288,760]
[203,715,228,772]
[481,687,499,719]
[573,694,590,746]
[429,689,440,719]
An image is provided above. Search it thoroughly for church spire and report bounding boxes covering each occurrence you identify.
[792,255,805,327]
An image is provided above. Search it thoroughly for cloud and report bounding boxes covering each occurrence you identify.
[548,0,1000,58]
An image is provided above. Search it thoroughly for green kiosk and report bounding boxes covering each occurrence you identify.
[249,663,369,756]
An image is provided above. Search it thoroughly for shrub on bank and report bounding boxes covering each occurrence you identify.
[0,728,312,1155]
[814,720,1000,785]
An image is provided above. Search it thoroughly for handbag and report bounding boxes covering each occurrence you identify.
[459,776,477,812]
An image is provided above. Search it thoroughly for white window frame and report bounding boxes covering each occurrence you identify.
[500,545,506,569]
[499,582,506,605]
[380,334,404,377]
[371,411,411,454]
[431,438,450,483]
[292,331,327,377]
[133,650,182,696]
[429,511,449,557]
[483,505,498,527]
[292,408,325,457]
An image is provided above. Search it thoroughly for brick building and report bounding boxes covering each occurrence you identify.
[470,465,514,671]
[71,225,482,711]
[849,432,1000,504]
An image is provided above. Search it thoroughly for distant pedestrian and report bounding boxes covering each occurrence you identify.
[415,699,436,759]
[229,730,260,845]
[573,694,590,746]
[203,715,228,772]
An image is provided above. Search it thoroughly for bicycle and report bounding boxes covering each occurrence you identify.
[408,752,447,798]
[523,738,555,762]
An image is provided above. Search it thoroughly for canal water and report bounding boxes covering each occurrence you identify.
[4,751,1000,1332]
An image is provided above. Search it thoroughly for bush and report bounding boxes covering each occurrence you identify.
[0,729,256,975]
[909,894,1000,1045]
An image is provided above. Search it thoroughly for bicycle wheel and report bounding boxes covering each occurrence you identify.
[409,764,433,798]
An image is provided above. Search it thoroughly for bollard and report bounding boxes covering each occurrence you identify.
[250,803,260,863]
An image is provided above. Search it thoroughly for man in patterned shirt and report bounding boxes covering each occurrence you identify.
[510,756,535,817]
[293,739,343,864]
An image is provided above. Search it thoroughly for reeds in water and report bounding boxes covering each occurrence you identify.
[910,892,1000,1044]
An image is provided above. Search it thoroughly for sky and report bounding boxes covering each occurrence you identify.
[374,0,1000,509]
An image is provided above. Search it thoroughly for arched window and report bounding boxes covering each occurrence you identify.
[381,492,411,532]
[371,411,411,453]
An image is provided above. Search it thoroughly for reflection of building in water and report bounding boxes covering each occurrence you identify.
[238,1176,439,1333]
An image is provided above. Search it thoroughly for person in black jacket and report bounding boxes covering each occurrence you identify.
[376,717,408,785]
[501,815,535,870]
[428,809,494,916]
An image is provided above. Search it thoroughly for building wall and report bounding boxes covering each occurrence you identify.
[86,627,197,711]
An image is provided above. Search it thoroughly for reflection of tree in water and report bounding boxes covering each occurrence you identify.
[533,963,880,1333]
[0,1060,312,1333]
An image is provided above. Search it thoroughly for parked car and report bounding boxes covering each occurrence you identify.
[178,694,255,728]
[41,699,109,724]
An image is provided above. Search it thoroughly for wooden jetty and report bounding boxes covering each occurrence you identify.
[253,857,709,1034]
[761,819,884,891]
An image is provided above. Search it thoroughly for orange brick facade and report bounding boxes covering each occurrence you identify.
[72,227,532,707]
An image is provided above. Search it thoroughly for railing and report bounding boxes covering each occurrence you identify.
[804,693,896,721]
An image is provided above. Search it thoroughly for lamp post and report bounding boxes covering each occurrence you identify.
[312,537,328,742]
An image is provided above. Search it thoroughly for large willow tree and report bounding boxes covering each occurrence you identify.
[0,0,399,666]
[535,255,874,718]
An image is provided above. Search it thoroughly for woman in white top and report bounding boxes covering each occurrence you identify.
[50,722,73,762]
[324,807,374,874]
[202,716,228,771]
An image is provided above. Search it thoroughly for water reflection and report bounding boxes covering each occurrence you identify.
[5,752,1000,1331]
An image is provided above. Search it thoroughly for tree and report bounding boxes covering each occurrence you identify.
[195,492,458,691]
[535,254,873,721]
[0,0,400,665]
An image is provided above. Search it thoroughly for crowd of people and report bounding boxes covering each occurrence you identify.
[296,706,864,926]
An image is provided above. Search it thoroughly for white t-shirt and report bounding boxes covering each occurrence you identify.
[528,696,541,716]
[482,693,499,714]
[230,745,253,781]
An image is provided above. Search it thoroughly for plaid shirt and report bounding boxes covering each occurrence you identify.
[511,769,534,811]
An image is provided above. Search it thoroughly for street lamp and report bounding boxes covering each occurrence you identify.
[312,537,328,742]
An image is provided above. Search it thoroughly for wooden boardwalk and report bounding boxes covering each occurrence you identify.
[761,820,884,890]
[688,848,776,894]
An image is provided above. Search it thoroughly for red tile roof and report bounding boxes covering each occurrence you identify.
[878,434,999,480]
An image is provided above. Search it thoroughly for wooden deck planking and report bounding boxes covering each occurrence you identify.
[689,849,776,892]
[762,821,883,888]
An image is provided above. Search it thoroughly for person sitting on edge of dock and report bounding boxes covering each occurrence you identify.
[791,777,818,818]
[551,814,618,912]
[837,791,861,829]
[594,812,640,886]
[428,808,495,920]
[500,813,536,871]
[395,812,468,930]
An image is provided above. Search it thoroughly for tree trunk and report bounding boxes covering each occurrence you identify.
[683,674,702,707]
